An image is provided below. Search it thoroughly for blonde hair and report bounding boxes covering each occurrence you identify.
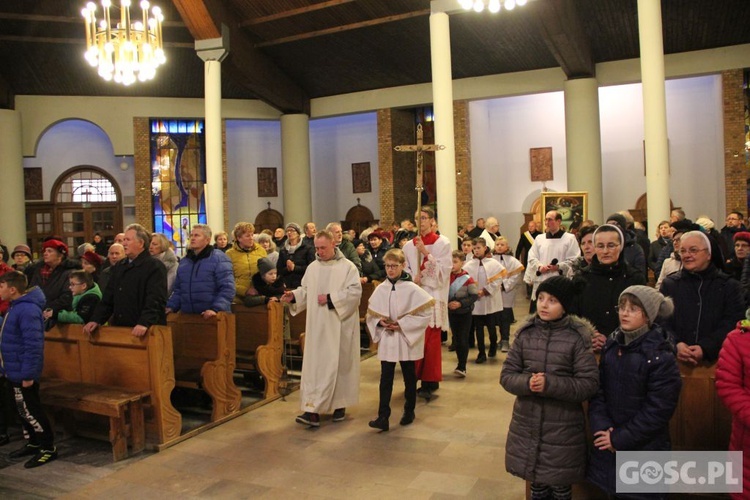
[232,222,255,240]
[151,233,171,253]
[384,248,405,264]
[255,232,276,252]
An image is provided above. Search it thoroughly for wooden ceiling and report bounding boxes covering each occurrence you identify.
[0,0,748,113]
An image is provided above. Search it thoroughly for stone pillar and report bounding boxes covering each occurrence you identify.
[637,0,670,236]
[196,29,229,233]
[429,10,458,247]
[281,114,312,224]
[0,110,27,245]
[564,78,604,224]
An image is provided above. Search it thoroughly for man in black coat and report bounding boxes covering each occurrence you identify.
[720,211,746,260]
[660,230,745,364]
[84,224,167,337]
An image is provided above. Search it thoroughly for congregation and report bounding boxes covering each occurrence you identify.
[0,205,749,499]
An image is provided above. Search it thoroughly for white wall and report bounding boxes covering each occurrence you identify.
[309,113,379,226]
[469,92,568,236]
[23,119,136,225]
[469,74,725,238]
[225,120,283,228]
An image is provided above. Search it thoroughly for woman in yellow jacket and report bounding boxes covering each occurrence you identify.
[226,222,267,302]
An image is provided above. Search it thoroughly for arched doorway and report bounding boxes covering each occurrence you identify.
[254,206,284,233]
[26,166,122,256]
[344,202,377,235]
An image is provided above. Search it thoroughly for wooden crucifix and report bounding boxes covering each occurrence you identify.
[394,123,445,219]
[394,123,444,282]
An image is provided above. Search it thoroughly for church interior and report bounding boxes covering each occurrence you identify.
[0,0,749,497]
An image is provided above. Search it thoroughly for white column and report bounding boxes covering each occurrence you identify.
[281,114,312,224]
[429,11,458,247]
[638,0,670,237]
[0,110,26,246]
[564,78,604,224]
[196,30,229,234]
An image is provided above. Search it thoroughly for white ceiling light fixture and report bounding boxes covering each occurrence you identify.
[459,0,531,14]
[81,0,166,86]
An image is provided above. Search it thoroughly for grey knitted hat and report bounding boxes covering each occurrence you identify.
[285,222,302,235]
[620,285,674,324]
[257,257,275,277]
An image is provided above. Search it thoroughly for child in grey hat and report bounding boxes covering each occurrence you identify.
[587,285,682,496]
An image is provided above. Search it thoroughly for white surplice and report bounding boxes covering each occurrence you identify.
[290,248,362,413]
[402,233,452,329]
[523,232,580,300]
[463,256,506,315]
[493,253,525,310]
[366,277,435,362]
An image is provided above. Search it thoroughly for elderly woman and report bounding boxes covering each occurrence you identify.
[570,224,598,276]
[149,233,179,294]
[570,224,646,351]
[255,232,278,267]
[226,222,267,302]
[277,222,314,289]
[29,238,80,318]
[726,231,750,281]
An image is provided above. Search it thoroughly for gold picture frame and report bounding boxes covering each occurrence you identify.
[540,191,588,232]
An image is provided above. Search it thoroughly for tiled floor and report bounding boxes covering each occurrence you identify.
[1,301,535,499]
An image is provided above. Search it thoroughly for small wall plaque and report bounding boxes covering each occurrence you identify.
[257,167,278,197]
[352,162,371,193]
[530,147,553,182]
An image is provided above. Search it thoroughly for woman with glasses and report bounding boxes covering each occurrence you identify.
[569,224,646,352]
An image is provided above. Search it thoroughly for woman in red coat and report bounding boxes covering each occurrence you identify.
[716,318,750,499]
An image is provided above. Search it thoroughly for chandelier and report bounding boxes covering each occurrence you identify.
[458,0,528,13]
[81,0,166,86]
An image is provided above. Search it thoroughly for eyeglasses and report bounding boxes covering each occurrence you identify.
[726,217,740,221]
[69,282,85,288]
[678,247,708,256]
[384,264,401,269]
[616,305,643,315]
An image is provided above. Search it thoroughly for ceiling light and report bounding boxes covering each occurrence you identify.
[82,1,165,85]
[460,0,531,13]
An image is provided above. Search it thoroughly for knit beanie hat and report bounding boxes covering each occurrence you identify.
[81,250,103,270]
[11,244,32,260]
[695,217,715,232]
[733,231,750,244]
[536,276,581,313]
[606,213,628,230]
[670,219,698,236]
[285,222,302,235]
[620,285,674,325]
[257,257,275,277]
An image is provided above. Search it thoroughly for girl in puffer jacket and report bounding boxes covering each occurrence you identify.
[587,285,681,498]
[716,310,750,500]
[501,276,599,500]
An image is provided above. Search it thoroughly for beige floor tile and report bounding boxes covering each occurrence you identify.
[408,470,478,496]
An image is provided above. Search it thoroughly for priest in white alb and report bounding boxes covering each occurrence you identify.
[402,206,452,400]
[282,230,362,428]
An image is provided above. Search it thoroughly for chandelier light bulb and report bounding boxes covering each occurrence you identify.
[459,0,473,9]
[473,0,485,13]
[458,0,530,14]
[505,0,516,10]
[489,0,501,13]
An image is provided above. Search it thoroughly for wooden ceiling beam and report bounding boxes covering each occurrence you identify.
[240,0,355,27]
[172,0,309,113]
[530,0,594,79]
[256,9,430,48]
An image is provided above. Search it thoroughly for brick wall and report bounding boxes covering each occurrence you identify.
[377,102,473,227]
[722,69,747,217]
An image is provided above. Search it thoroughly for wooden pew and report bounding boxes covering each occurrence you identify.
[670,362,732,451]
[42,324,182,447]
[231,301,284,399]
[360,280,378,352]
[167,312,242,421]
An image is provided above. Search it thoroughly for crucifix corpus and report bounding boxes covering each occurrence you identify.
[394,123,445,281]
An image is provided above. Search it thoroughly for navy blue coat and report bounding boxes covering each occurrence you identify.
[167,245,235,314]
[660,264,745,362]
[586,325,682,494]
[0,287,46,383]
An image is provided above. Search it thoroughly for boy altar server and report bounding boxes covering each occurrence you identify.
[366,249,434,431]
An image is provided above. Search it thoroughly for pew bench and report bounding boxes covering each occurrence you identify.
[43,324,182,447]
[167,312,242,421]
[41,380,149,461]
[231,301,284,399]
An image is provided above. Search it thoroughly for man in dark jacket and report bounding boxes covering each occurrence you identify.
[326,222,362,275]
[166,224,235,318]
[660,230,745,364]
[720,211,746,260]
[84,223,167,337]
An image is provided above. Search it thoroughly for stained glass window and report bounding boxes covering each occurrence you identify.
[150,119,206,258]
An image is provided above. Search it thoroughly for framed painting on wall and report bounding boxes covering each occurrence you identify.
[257,168,278,197]
[541,191,587,232]
[24,168,43,200]
[529,147,553,182]
[352,162,371,193]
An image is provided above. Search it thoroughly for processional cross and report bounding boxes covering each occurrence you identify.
[394,123,445,281]
[394,123,445,218]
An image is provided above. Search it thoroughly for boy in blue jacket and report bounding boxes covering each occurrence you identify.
[0,271,57,468]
